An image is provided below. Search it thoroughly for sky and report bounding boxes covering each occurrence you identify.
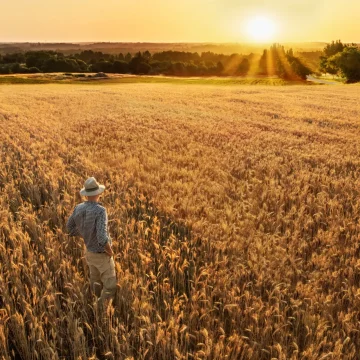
[0,0,359,43]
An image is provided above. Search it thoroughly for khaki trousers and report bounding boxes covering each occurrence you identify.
[85,250,117,304]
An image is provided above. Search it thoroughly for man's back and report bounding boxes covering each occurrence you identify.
[67,201,112,253]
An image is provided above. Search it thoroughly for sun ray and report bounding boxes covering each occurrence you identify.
[274,45,297,80]
[266,47,276,76]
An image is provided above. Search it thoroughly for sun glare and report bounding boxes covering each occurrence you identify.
[245,16,277,42]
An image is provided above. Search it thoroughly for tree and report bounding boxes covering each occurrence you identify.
[258,49,268,75]
[137,62,151,74]
[257,44,312,80]
[323,40,345,57]
[76,59,89,72]
[320,56,339,75]
[216,61,224,75]
[151,60,172,75]
[328,47,360,83]
[237,58,250,75]
[286,50,312,80]
[186,63,199,76]
[90,61,113,73]
[77,50,94,63]
[259,45,286,77]
[25,50,62,70]
[320,40,346,74]
[125,53,132,62]
[143,51,151,61]
[129,53,148,74]
[288,57,312,80]
[10,63,22,73]
[0,65,11,74]
[42,58,83,72]
[2,52,25,64]
[112,60,129,74]
[171,62,186,76]
[196,62,208,76]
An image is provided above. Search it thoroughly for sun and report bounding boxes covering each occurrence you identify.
[245,16,277,42]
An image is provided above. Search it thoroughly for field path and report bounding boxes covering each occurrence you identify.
[307,74,341,85]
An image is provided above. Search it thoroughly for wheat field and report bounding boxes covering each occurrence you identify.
[0,82,360,359]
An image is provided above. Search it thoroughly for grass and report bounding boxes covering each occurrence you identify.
[0,74,305,86]
[0,76,54,84]
[96,76,293,86]
[312,74,347,83]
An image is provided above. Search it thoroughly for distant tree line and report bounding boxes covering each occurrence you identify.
[0,49,245,76]
[0,48,308,78]
[0,51,88,74]
[0,42,358,82]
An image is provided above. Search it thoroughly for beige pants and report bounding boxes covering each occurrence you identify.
[85,250,117,304]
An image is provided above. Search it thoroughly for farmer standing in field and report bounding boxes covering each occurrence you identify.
[66,177,117,305]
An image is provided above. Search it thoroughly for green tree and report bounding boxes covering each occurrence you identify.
[125,53,132,62]
[0,65,11,74]
[186,63,199,76]
[25,51,60,70]
[172,62,186,76]
[112,60,129,74]
[76,59,88,71]
[320,40,346,74]
[2,52,25,64]
[129,53,147,74]
[143,51,151,61]
[43,58,82,72]
[319,56,338,75]
[137,62,151,74]
[90,61,113,73]
[237,58,250,75]
[323,40,345,57]
[328,47,360,83]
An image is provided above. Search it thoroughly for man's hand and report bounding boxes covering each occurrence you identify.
[104,242,114,257]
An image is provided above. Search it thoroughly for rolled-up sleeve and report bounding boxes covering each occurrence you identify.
[96,208,110,246]
[67,207,80,236]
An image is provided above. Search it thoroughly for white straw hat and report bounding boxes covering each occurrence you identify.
[80,177,105,196]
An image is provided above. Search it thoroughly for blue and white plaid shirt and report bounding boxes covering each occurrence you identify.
[66,201,112,253]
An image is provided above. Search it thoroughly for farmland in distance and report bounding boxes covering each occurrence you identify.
[1,82,360,359]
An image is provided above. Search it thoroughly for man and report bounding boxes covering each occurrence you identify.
[66,177,117,305]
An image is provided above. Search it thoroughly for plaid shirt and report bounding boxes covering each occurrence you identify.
[66,201,112,253]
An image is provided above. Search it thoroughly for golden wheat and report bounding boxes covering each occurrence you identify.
[0,82,359,359]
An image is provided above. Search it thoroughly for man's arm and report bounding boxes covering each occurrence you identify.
[96,208,113,256]
[66,207,80,236]
[104,242,114,257]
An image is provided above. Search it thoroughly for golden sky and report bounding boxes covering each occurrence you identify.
[1,0,359,43]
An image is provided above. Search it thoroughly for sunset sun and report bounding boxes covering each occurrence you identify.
[245,16,277,42]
